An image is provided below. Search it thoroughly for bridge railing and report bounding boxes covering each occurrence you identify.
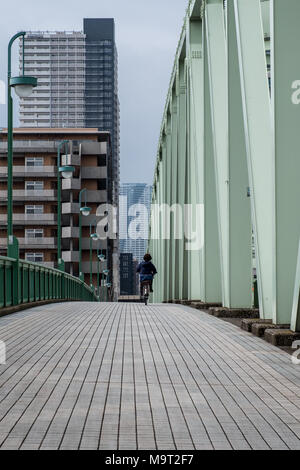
[0,255,97,309]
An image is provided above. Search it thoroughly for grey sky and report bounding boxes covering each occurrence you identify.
[0,0,187,185]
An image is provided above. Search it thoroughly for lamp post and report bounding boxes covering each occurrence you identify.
[57,141,75,271]
[98,250,106,302]
[96,245,100,301]
[107,276,112,302]
[7,32,37,258]
[79,188,91,281]
[103,269,110,302]
[90,219,98,289]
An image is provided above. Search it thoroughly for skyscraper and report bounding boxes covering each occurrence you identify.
[19,19,119,204]
[120,183,152,262]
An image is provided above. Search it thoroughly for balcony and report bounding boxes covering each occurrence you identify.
[81,142,107,155]
[81,238,107,250]
[85,190,107,204]
[0,166,57,178]
[20,107,50,113]
[0,214,57,226]
[0,237,56,249]
[81,262,108,273]
[62,179,81,191]
[62,251,79,263]
[81,167,107,179]
[62,202,80,215]
[62,227,79,239]
[0,190,57,202]
[61,154,81,166]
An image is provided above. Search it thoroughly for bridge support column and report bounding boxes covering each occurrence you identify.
[170,89,178,302]
[271,0,300,329]
[186,19,203,301]
[177,59,188,301]
[226,0,252,308]
[205,0,230,307]
[158,158,164,303]
[203,18,222,304]
[234,0,274,319]
[165,115,172,302]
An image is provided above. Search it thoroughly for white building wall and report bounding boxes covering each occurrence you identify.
[19,32,86,128]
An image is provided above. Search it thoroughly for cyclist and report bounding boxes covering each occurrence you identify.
[136,253,157,297]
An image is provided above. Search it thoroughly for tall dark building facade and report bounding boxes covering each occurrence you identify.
[84,19,120,206]
[120,253,137,296]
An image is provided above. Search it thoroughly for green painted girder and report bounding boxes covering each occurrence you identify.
[271,0,300,326]
[234,0,274,319]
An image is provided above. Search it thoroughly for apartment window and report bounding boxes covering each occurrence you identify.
[26,205,44,215]
[26,229,44,239]
[26,157,43,167]
[98,179,107,191]
[25,253,44,263]
[97,155,107,167]
[26,181,44,191]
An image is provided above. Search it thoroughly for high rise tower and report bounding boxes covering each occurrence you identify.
[19,19,120,203]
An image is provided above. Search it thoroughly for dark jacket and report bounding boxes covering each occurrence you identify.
[137,261,157,281]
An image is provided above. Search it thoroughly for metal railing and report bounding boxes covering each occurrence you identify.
[0,255,97,309]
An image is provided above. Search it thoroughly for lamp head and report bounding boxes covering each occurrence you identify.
[59,165,75,179]
[10,76,37,98]
[80,206,91,217]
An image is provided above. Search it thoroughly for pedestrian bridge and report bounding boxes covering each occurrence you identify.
[0,302,299,450]
[149,0,300,332]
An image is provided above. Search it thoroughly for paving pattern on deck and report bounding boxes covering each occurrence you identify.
[0,302,299,450]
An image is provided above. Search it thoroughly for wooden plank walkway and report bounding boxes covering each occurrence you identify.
[0,302,299,450]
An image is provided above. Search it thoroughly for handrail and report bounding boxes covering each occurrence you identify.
[0,255,98,309]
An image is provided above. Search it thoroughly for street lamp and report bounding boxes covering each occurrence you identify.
[7,32,37,258]
[10,76,37,98]
[103,270,111,302]
[79,188,91,281]
[57,141,75,271]
[89,219,98,288]
[97,250,106,302]
[96,245,101,302]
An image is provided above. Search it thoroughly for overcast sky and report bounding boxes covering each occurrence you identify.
[0,0,187,185]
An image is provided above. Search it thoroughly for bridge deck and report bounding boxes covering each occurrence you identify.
[0,302,299,450]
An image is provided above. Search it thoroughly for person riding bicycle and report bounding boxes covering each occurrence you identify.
[136,253,157,297]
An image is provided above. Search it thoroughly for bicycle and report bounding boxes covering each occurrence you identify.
[141,280,151,306]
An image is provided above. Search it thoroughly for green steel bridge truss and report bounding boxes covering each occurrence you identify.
[149,0,300,331]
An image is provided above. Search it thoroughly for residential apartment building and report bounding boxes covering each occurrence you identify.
[0,128,119,300]
[119,183,152,262]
